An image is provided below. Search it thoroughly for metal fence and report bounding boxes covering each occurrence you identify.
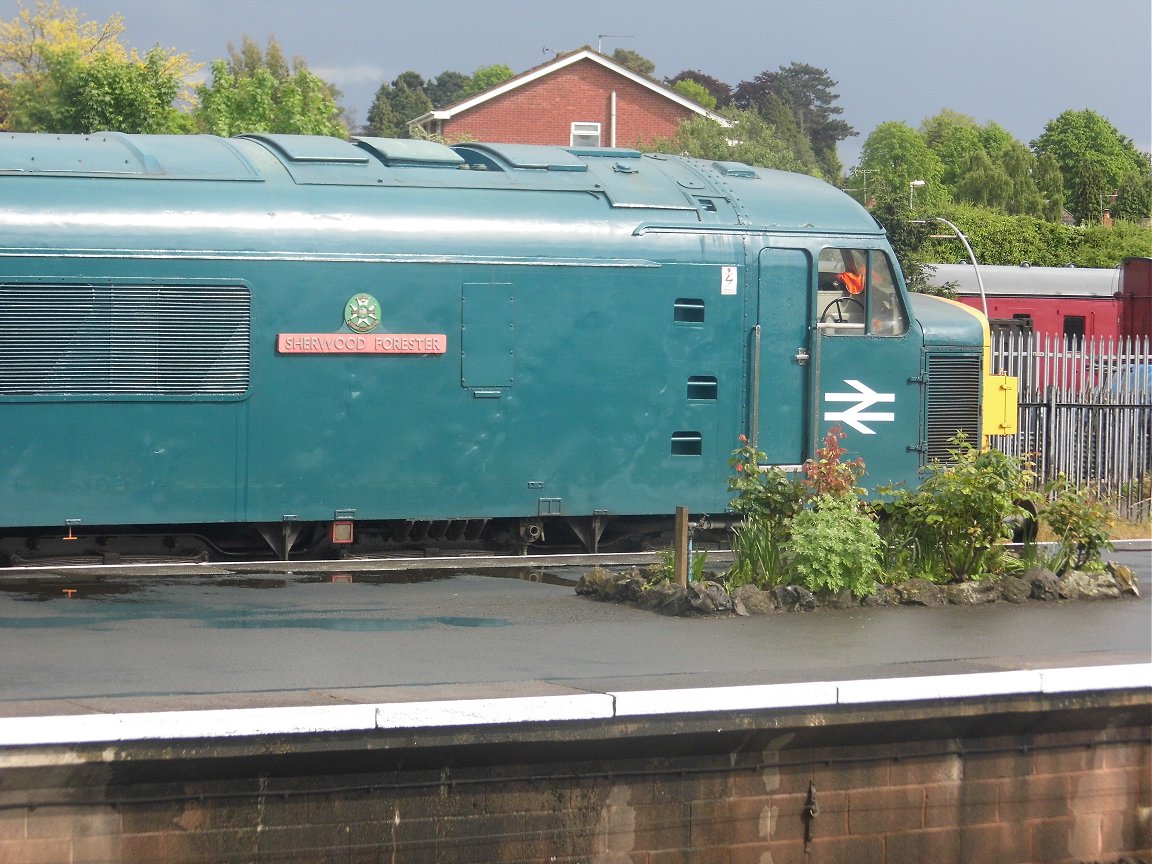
[988,332,1151,521]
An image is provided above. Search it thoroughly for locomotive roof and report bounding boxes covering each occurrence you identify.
[928,262,1121,298]
[0,132,882,239]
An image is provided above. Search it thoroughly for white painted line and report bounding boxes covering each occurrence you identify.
[374,694,615,728]
[611,682,838,717]
[836,670,1044,704]
[0,705,379,747]
[1039,663,1152,693]
[0,666,1146,748]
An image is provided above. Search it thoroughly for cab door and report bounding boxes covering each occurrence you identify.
[811,247,923,484]
[753,247,811,467]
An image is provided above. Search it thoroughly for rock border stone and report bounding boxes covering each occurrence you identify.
[574,562,1140,617]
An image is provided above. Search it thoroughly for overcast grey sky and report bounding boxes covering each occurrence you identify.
[10,0,1151,168]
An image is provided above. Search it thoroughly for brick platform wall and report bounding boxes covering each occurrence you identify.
[1,723,1148,863]
[440,59,696,148]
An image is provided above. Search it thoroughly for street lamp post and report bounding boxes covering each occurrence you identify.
[909,179,926,209]
[932,217,987,317]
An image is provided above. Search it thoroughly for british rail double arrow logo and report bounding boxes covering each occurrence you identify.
[823,380,895,435]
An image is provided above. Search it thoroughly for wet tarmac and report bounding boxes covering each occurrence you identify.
[0,550,1146,714]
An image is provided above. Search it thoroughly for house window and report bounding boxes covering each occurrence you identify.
[570,122,601,148]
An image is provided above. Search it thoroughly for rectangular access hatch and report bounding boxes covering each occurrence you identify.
[711,161,759,178]
[461,283,514,389]
[239,134,369,164]
[352,137,464,167]
[455,143,588,172]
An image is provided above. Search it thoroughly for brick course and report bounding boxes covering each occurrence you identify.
[1,722,1147,863]
[437,58,697,148]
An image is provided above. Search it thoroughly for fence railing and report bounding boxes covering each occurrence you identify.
[988,333,1151,521]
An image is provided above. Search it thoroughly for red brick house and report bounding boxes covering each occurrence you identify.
[411,49,728,147]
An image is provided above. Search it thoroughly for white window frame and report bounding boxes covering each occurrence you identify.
[570,122,602,148]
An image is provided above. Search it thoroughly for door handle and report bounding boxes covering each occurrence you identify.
[794,347,810,366]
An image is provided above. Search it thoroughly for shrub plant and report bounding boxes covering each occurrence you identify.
[725,435,804,588]
[726,427,882,597]
[880,433,1035,582]
[1042,476,1113,574]
[785,493,882,597]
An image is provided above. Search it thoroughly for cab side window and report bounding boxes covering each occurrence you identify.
[817,249,908,337]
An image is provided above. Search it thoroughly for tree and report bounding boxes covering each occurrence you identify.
[194,36,346,137]
[462,64,513,97]
[610,48,654,77]
[1032,110,1150,224]
[365,70,433,138]
[757,93,819,175]
[644,108,811,174]
[666,70,731,107]
[0,0,198,132]
[8,43,188,133]
[1034,152,1066,222]
[425,70,470,107]
[732,62,854,178]
[868,198,940,293]
[857,121,946,210]
[920,110,986,188]
[670,78,715,109]
[1112,168,1152,223]
[919,111,1051,218]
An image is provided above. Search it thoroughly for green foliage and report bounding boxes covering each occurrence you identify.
[7,44,187,133]
[732,62,854,178]
[1073,221,1152,267]
[724,430,878,594]
[786,494,882,597]
[610,48,655,77]
[194,37,345,137]
[463,64,514,96]
[1113,169,1152,224]
[366,71,433,138]
[1043,477,1113,574]
[649,547,709,584]
[726,436,805,525]
[910,202,1152,267]
[424,70,470,108]
[645,108,816,174]
[665,70,731,108]
[880,434,1035,582]
[0,1,198,133]
[858,121,947,210]
[1032,109,1151,224]
[724,436,803,591]
[671,78,715,109]
[726,515,789,589]
[918,112,1050,218]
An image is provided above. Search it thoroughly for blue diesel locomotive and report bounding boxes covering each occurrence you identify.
[0,133,1011,562]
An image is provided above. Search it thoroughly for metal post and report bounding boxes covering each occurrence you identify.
[674,506,689,589]
[932,217,987,318]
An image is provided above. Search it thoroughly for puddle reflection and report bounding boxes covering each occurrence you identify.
[206,614,508,631]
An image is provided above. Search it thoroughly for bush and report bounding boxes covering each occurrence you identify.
[786,494,882,597]
[726,435,805,526]
[726,514,788,589]
[724,427,880,595]
[724,435,804,590]
[1043,476,1113,574]
[880,433,1035,582]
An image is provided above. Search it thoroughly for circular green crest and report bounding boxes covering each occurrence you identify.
[345,293,380,333]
